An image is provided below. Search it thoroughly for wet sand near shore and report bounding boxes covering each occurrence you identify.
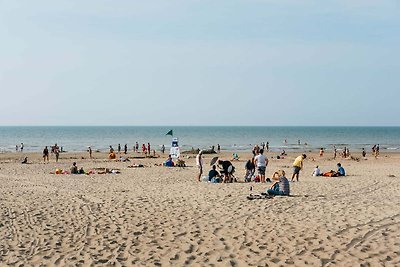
[0,151,399,266]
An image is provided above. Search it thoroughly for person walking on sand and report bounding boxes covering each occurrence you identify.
[217,144,220,153]
[88,146,92,159]
[118,144,121,154]
[124,144,128,154]
[196,150,203,182]
[43,146,49,162]
[333,146,337,159]
[54,146,60,162]
[254,149,268,183]
[291,154,306,182]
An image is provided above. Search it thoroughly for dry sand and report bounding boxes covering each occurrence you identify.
[0,151,399,266]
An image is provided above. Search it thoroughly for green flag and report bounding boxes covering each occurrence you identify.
[166,129,173,136]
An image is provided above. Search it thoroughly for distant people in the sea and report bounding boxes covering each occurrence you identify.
[16,144,19,152]
[43,146,49,162]
[267,170,290,196]
[196,150,203,182]
[291,154,306,182]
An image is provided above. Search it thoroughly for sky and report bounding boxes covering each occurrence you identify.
[0,0,399,126]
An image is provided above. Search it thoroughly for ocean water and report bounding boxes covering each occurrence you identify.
[0,126,399,153]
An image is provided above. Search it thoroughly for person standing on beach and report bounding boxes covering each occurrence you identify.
[319,148,324,157]
[362,148,366,157]
[20,143,24,152]
[254,149,268,183]
[161,144,165,154]
[266,142,269,152]
[217,144,220,153]
[124,144,128,154]
[135,142,139,152]
[291,154,306,182]
[54,146,60,162]
[196,150,203,182]
[333,146,337,159]
[43,146,49,162]
[118,144,121,154]
[375,144,380,158]
[147,143,151,156]
[88,146,92,159]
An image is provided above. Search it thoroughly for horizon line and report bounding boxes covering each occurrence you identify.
[1,125,400,127]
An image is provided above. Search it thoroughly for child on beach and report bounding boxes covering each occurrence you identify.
[312,166,321,176]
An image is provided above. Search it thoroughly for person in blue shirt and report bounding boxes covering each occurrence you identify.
[336,163,346,176]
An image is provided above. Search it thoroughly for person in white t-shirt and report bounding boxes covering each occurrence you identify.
[254,149,268,183]
[312,165,321,176]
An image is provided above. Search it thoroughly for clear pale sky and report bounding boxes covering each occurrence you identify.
[1,1,399,126]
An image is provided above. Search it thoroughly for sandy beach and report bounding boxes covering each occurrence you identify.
[0,150,399,266]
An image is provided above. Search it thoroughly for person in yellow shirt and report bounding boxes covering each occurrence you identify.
[291,154,307,182]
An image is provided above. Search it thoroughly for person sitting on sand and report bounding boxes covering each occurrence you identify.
[232,153,239,161]
[164,155,174,167]
[21,157,28,164]
[244,158,255,182]
[267,170,290,196]
[312,165,321,176]
[208,165,221,182]
[336,163,346,176]
[218,159,235,183]
[70,162,78,174]
[109,151,116,159]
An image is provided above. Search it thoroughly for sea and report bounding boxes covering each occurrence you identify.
[0,126,399,153]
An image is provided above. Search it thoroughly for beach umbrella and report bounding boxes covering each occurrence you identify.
[210,156,219,166]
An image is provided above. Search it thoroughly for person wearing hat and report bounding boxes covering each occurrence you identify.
[196,150,203,182]
[291,154,307,182]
